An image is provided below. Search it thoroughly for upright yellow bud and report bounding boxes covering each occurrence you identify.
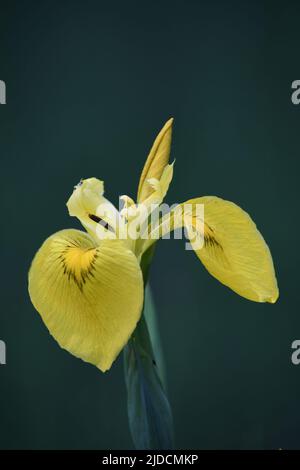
[137,118,173,202]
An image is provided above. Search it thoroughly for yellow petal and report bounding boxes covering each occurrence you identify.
[66,178,121,241]
[185,196,279,303]
[67,178,105,217]
[137,118,173,202]
[145,162,174,205]
[28,229,144,371]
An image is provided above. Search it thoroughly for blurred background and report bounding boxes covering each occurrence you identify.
[0,0,299,449]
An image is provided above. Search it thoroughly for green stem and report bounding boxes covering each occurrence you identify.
[123,246,174,449]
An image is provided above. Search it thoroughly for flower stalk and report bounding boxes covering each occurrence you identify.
[123,246,174,449]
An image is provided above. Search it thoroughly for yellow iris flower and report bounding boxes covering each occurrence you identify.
[28,119,279,373]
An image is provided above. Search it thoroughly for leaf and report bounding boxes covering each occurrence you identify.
[123,314,174,450]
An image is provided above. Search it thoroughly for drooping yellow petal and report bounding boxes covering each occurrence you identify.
[28,229,144,371]
[185,196,279,303]
[137,118,173,202]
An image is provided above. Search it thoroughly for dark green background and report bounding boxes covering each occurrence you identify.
[0,0,299,449]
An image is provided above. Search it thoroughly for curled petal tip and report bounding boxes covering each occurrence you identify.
[268,289,279,304]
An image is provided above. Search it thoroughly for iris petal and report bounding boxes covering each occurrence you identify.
[67,178,121,242]
[186,196,279,303]
[28,229,144,371]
